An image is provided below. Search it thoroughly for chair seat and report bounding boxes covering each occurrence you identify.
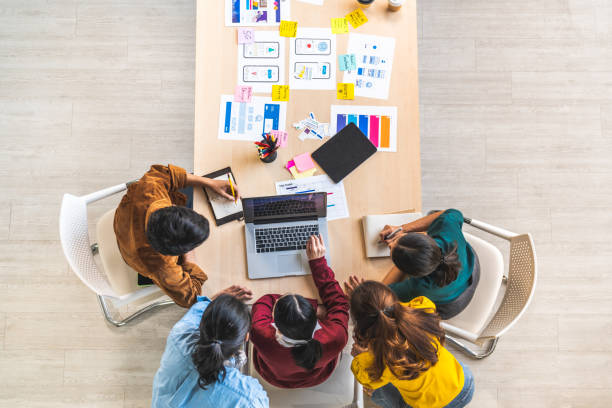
[96,208,141,297]
[248,341,358,408]
[441,232,504,342]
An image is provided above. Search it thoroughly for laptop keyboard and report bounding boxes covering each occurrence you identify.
[253,200,316,218]
[255,224,319,253]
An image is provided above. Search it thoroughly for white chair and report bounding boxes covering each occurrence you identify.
[245,339,364,408]
[59,183,174,327]
[441,217,537,358]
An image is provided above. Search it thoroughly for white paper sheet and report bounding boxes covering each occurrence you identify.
[237,31,286,93]
[225,0,291,26]
[276,175,349,221]
[343,34,396,100]
[330,105,398,152]
[205,173,243,220]
[289,28,336,90]
[218,95,287,141]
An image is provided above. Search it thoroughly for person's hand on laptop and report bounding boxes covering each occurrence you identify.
[306,234,326,260]
[211,285,253,302]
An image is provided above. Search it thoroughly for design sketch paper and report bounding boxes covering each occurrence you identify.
[218,95,287,141]
[226,0,290,27]
[331,105,398,152]
[237,31,286,93]
[205,172,243,219]
[289,28,336,90]
[276,175,349,221]
[343,34,395,100]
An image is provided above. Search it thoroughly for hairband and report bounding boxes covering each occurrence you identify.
[271,322,322,348]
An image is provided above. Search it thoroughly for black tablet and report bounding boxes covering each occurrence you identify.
[311,122,378,183]
[202,167,244,226]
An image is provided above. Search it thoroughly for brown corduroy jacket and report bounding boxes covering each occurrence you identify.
[113,164,208,307]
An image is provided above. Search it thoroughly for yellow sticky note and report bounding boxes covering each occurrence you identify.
[331,17,349,34]
[337,83,355,100]
[279,20,298,37]
[290,166,317,179]
[272,85,290,101]
[346,8,368,29]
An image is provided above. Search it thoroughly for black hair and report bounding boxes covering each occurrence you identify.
[192,294,251,389]
[146,206,209,256]
[273,294,322,370]
[391,233,462,287]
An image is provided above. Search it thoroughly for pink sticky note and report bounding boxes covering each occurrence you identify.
[271,130,288,147]
[238,28,255,44]
[293,153,315,173]
[234,86,253,103]
[286,160,296,170]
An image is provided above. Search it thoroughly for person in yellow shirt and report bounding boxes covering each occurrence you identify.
[346,280,474,408]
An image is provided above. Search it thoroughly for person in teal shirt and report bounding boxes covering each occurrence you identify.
[345,209,478,319]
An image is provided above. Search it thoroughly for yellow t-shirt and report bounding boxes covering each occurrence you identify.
[351,297,464,408]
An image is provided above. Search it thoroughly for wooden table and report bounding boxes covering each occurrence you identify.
[193,0,421,300]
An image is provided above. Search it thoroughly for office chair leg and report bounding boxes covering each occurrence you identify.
[445,334,499,359]
[98,295,174,327]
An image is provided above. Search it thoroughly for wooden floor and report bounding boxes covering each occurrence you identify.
[1,0,611,406]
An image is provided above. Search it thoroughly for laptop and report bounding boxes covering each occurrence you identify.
[243,192,330,279]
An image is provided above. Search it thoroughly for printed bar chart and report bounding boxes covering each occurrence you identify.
[331,105,397,152]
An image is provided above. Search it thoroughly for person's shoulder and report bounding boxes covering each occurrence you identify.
[221,368,269,406]
[439,209,464,224]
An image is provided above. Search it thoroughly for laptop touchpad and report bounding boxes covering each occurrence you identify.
[278,254,303,274]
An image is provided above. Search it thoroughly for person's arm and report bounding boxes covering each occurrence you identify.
[306,236,350,342]
[379,211,444,242]
[139,246,208,308]
[250,294,281,348]
[185,173,239,201]
[381,265,405,285]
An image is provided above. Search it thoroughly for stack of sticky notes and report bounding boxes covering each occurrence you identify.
[286,152,317,179]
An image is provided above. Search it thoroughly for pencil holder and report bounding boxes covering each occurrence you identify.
[260,150,278,163]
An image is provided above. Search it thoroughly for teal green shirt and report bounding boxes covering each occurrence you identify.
[389,209,475,305]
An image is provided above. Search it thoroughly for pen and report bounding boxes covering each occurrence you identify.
[227,174,237,205]
[384,227,402,240]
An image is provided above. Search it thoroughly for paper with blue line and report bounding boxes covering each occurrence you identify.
[238,30,286,93]
[276,175,349,221]
[218,94,286,141]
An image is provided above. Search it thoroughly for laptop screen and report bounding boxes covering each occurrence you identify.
[242,192,327,223]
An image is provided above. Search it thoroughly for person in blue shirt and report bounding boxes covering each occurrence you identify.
[152,285,269,408]
[345,209,479,320]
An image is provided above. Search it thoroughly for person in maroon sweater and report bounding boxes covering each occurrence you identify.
[250,235,350,388]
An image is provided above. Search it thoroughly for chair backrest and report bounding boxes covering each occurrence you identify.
[479,233,537,339]
[59,183,128,298]
[60,193,116,297]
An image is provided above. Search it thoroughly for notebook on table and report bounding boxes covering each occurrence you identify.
[202,167,244,226]
[311,122,377,183]
[362,211,423,258]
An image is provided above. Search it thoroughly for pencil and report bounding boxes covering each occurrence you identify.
[227,173,237,204]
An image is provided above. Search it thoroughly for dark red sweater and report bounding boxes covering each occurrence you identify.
[250,257,350,388]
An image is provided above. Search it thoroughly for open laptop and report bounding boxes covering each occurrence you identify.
[243,192,330,279]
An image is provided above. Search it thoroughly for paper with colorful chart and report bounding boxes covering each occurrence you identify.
[218,95,287,141]
[237,30,286,93]
[343,34,395,100]
[331,105,398,152]
[276,175,349,221]
[226,0,290,26]
[289,28,336,90]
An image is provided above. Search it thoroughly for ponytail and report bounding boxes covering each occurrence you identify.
[291,338,323,370]
[350,281,445,382]
[192,295,251,389]
[430,242,461,287]
[273,294,322,370]
[391,233,462,288]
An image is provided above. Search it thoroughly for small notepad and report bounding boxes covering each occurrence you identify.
[362,212,423,258]
[293,152,316,172]
[202,167,244,226]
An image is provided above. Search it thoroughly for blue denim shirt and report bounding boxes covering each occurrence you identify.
[152,297,269,408]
